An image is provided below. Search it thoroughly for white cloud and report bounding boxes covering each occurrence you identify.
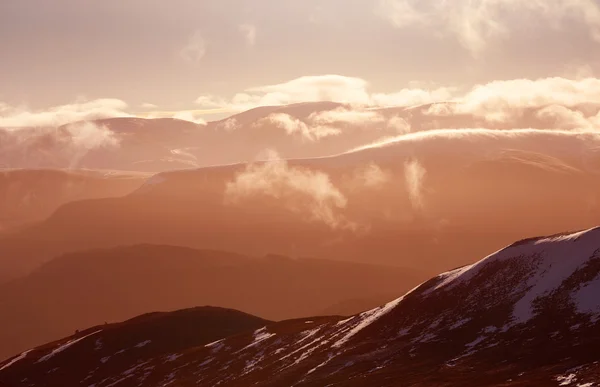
[0,99,131,128]
[172,111,207,125]
[258,113,341,142]
[224,151,351,229]
[386,115,411,133]
[308,107,385,125]
[180,30,207,63]
[141,103,158,109]
[216,117,240,132]
[239,24,257,47]
[194,75,453,112]
[349,163,391,189]
[424,77,600,129]
[377,0,600,55]
[0,121,121,168]
[404,159,426,210]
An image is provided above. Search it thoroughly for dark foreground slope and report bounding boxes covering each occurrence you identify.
[0,307,269,387]
[0,245,416,360]
[3,227,600,386]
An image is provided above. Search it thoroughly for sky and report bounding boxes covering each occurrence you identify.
[1,0,600,121]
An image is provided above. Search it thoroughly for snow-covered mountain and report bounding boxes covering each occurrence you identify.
[2,227,600,386]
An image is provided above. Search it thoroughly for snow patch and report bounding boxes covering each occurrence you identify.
[37,330,102,363]
[332,281,426,348]
[0,349,32,371]
[422,227,600,325]
[241,327,276,351]
[135,340,152,348]
[164,353,182,362]
[572,274,600,316]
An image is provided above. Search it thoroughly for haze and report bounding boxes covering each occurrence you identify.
[1,1,600,387]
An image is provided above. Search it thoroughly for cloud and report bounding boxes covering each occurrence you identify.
[0,99,131,128]
[0,121,121,168]
[224,151,351,229]
[348,128,600,156]
[424,77,600,129]
[377,0,600,55]
[172,111,207,125]
[308,107,385,125]
[257,113,341,142]
[195,75,453,112]
[239,24,257,47]
[215,117,240,132]
[180,30,207,63]
[140,103,158,109]
[349,163,391,190]
[386,116,411,133]
[404,159,426,211]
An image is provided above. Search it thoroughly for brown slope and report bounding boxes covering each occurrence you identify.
[0,244,420,361]
[0,169,149,283]
[4,227,600,386]
[0,306,269,387]
[0,168,148,232]
[3,129,599,281]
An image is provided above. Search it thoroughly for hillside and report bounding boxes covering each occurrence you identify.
[2,127,598,282]
[0,245,420,360]
[3,227,600,386]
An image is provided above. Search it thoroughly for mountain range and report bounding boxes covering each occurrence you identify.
[2,227,599,386]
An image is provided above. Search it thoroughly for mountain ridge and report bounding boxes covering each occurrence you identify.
[2,227,600,386]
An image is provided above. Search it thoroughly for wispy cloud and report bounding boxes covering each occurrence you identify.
[377,0,600,56]
[0,121,121,169]
[239,24,257,47]
[256,113,341,142]
[180,30,207,63]
[224,150,352,229]
[0,99,131,128]
[194,75,453,112]
[404,159,427,210]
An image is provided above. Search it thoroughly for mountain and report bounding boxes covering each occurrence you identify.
[0,245,420,361]
[4,101,595,173]
[0,307,269,387]
[0,169,148,233]
[2,227,600,386]
[2,127,598,282]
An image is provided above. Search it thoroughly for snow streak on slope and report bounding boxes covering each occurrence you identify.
[0,350,32,371]
[36,330,102,363]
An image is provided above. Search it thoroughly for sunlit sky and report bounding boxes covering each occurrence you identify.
[2,0,600,117]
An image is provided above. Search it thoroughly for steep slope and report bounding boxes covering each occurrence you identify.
[0,245,420,361]
[0,307,269,387]
[3,227,600,386]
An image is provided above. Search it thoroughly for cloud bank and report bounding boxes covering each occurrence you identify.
[0,99,131,128]
[195,75,454,112]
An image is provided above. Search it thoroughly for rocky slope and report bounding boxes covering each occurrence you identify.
[2,227,600,386]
